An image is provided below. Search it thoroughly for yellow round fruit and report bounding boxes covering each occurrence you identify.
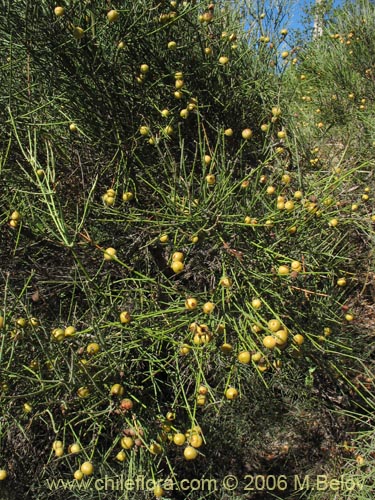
[242,128,253,140]
[179,344,191,355]
[10,210,21,221]
[172,251,184,262]
[196,394,206,406]
[271,106,281,117]
[159,233,169,243]
[122,191,134,202]
[185,297,198,310]
[266,186,275,195]
[337,277,346,287]
[221,343,233,354]
[237,351,251,364]
[54,6,65,16]
[251,298,262,309]
[190,434,203,448]
[258,363,269,372]
[263,335,277,349]
[202,302,215,314]
[284,200,294,211]
[116,450,126,462]
[140,64,149,74]
[206,174,216,185]
[77,387,90,398]
[291,260,302,272]
[219,56,229,65]
[149,442,162,455]
[69,443,81,454]
[154,485,164,498]
[329,218,339,227]
[252,352,262,362]
[164,125,174,136]
[139,125,150,136]
[274,329,288,345]
[64,325,76,337]
[55,447,64,457]
[80,462,94,476]
[121,437,134,449]
[260,123,269,132]
[293,334,304,345]
[52,440,63,451]
[220,276,232,287]
[104,247,117,261]
[268,319,281,332]
[281,174,291,184]
[74,470,84,480]
[345,313,354,321]
[173,433,186,446]
[73,27,84,40]
[281,50,289,58]
[323,327,332,337]
[171,261,184,274]
[119,311,131,324]
[224,128,233,136]
[278,265,290,276]
[198,385,208,396]
[184,446,198,460]
[23,402,32,413]
[86,343,100,355]
[107,9,119,22]
[204,154,212,166]
[110,384,124,396]
[225,387,238,400]
[16,317,27,328]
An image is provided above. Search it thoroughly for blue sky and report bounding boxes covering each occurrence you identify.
[288,0,344,33]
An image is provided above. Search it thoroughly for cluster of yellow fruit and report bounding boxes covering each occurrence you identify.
[9,210,21,229]
[159,418,205,462]
[102,188,116,207]
[189,322,213,346]
[116,428,143,461]
[51,440,95,480]
[102,188,134,207]
[3,315,36,334]
[277,260,302,276]
[51,325,76,342]
[52,440,81,458]
[170,251,185,273]
[136,63,150,85]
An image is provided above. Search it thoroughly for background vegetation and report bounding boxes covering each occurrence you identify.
[0,0,374,499]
